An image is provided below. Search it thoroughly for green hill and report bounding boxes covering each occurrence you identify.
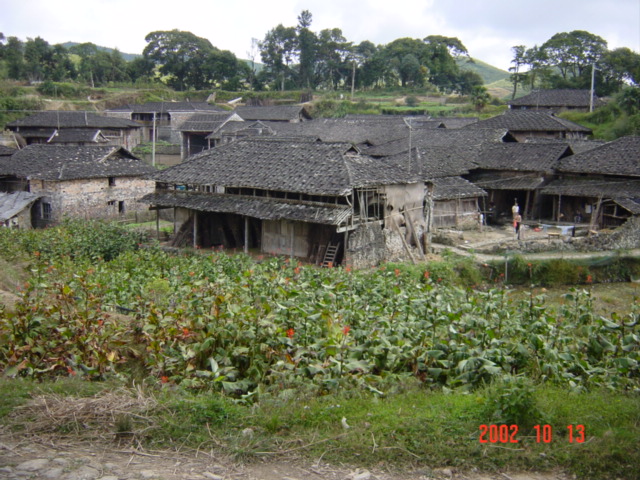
[60,42,140,62]
[457,57,510,85]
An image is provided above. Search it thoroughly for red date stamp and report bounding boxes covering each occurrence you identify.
[479,424,585,443]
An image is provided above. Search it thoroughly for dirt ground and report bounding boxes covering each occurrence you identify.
[0,431,572,480]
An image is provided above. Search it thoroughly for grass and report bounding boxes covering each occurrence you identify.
[1,379,637,479]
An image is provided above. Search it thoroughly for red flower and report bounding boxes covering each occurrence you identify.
[342,326,351,335]
[161,376,169,384]
[586,274,593,284]
[294,267,301,275]
[182,327,190,337]
[67,367,76,376]
[424,270,430,279]
[286,328,295,338]
[394,268,401,276]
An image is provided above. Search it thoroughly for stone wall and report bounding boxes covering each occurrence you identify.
[30,177,155,222]
[345,223,387,269]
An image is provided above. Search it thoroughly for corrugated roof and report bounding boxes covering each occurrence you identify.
[141,191,352,225]
[0,191,41,222]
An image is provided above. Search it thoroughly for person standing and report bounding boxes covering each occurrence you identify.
[514,213,522,239]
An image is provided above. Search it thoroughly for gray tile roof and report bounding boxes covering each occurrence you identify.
[0,145,17,157]
[141,191,352,225]
[7,111,141,129]
[464,110,592,133]
[47,129,108,144]
[106,102,223,113]
[364,128,513,157]
[469,172,546,191]
[151,138,402,196]
[556,136,640,176]
[475,143,572,172]
[540,177,640,198]
[430,176,487,200]
[234,105,311,122]
[0,145,155,181]
[509,89,599,108]
[178,113,241,133]
[523,137,606,154]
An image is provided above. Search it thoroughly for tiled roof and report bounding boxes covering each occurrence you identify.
[430,176,486,200]
[151,138,399,196]
[141,191,352,225]
[0,145,18,156]
[475,143,571,172]
[523,137,606,154]
[469,172,546,191]
[47,129,108,144]
[0,145,155,181]
[509,89,598,108]
[234,105,311,122]
[464,110,591,133]
[7,111,141,129]
[364,128,513,157]
[540,177,640,198]
[106,102,223,113]
[178,113,240,132]
[0,191,41,221]
[556,136,640,176]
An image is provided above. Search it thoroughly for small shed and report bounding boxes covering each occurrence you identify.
[0,191,41,228]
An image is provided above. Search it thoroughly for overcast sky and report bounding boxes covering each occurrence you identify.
[2,0,639,71]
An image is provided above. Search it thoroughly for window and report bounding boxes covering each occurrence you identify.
[118,201,125,214]
[107,200,116,206]
[42,202,52,220]
[108,177,116,187]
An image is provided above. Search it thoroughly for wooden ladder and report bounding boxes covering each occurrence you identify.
[321,242,340,267]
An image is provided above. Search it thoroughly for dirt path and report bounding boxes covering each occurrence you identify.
[0,432,571,480]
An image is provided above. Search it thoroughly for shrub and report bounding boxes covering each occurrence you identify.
[483,376,543,431]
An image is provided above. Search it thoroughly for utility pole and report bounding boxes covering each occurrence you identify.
[152,111,156,167]
[590,63,596,112]
[350,59,356,101]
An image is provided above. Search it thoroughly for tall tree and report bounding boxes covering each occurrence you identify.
[259,25,297,91]
[297,10,316,89]
[509,45,527,99]
[315,28,351,89]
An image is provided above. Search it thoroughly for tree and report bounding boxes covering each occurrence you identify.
[315,28,351,89]
[470,85,491,111]
[4,36,25,80]
[259,25,297,91]
[144,30,245,91]
[509,45,527,99]
[297,10,316,89]
[540,30,607,83]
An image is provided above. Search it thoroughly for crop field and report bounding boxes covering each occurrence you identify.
[0,221,639,479]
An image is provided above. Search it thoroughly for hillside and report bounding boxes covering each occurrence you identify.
[457,57,510,85]
[60,42,141,62]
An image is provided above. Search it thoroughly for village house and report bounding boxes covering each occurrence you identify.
[142,137,426,268]
[464,110,592,141]
[539,135,640,229]
[178,112,244,158]
[104,101,224,143]
[0,145,156,227]
[508,89,602,112]
[233,105,312,123]
[465,142,574,223]
[6,111,143,150]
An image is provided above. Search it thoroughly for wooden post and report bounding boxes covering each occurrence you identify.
[192,211,197,249]
[156,208,160,240]
[244,216,249,254]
